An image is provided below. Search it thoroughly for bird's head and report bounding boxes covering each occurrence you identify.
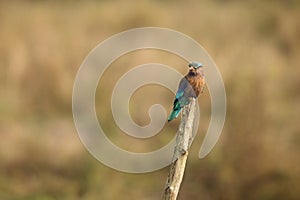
[188,62,203,69]
[188,62,203,74]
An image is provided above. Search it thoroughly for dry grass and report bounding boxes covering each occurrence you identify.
[0,0,300,199]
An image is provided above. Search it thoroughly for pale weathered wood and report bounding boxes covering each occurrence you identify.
[163,98,196,200]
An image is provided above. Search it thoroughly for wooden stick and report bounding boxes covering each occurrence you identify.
[163,98,196,200]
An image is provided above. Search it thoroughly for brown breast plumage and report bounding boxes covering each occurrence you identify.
[185,70,205,97]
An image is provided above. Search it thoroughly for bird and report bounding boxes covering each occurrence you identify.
[168,62,205,122]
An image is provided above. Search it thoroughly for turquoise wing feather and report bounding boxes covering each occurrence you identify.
[168,78,190,121]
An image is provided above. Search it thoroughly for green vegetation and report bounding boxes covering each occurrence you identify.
[0,0,299,199]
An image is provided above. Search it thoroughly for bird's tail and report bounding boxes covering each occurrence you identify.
[168,107,181,122]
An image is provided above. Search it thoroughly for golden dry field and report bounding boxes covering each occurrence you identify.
[0,0,300,199]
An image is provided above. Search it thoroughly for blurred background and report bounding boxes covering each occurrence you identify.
[1,0,300,199]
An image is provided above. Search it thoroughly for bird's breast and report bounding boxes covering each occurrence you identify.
[185,74,205,97]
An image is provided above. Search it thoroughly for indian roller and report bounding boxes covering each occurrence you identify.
[168,62,205,122]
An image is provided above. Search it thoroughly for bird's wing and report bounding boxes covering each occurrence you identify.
[175,77,188,99]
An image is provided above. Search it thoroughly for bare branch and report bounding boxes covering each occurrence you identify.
[163,98,196,200]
